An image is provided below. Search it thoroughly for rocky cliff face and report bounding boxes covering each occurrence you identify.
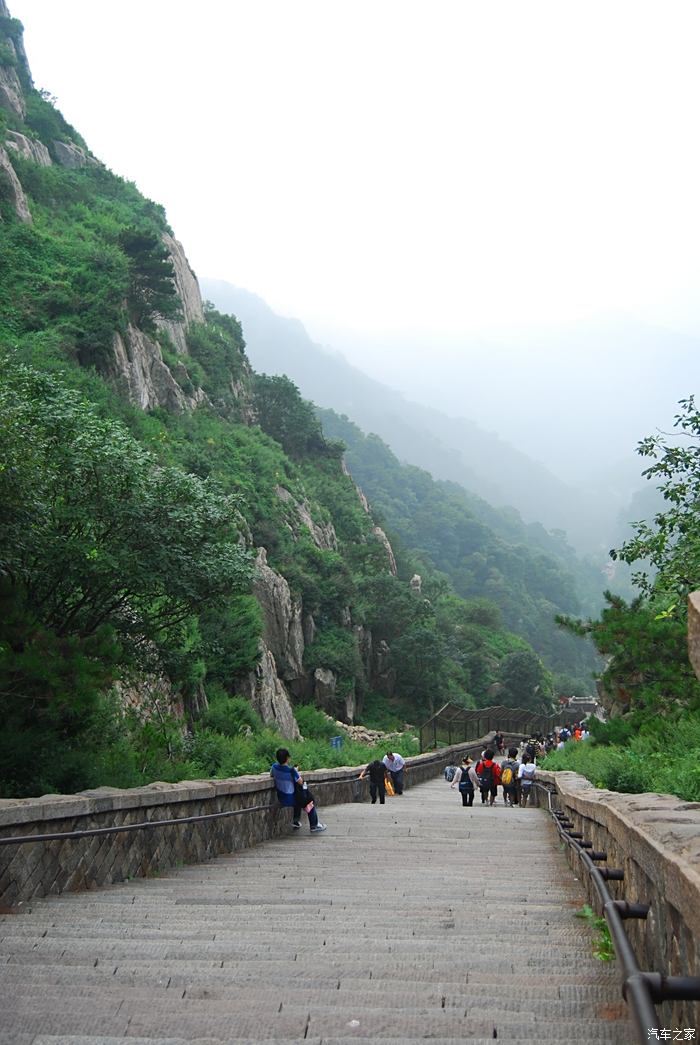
[158,233,205,354]
[275,486,338,551]
[109,323,207,413]
[0,145,31,222]
[0,4,403,740]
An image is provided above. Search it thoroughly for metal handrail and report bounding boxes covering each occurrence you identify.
[0,776,355,848]
[535,782,700,1043]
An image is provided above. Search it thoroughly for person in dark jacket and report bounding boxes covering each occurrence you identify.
[359,759,387,804]
[475,748,501,806]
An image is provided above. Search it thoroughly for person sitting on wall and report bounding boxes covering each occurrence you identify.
[270,748,327,833]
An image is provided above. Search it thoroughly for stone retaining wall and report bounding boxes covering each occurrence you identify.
[533,769,700,1032]
[0,739,486,907]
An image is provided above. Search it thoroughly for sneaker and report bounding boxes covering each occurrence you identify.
[292,821,301,830]
[310,823,327,833]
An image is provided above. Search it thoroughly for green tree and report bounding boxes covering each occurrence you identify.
[612,396,700,609]
[118,226,180,331]
[559,398,700,715]
[497,649,553,711]
[0,361,253,653]
[253,374,326,458]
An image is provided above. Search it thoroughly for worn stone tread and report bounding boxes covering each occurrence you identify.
[0,779,632,1043]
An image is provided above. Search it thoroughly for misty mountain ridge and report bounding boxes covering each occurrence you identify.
[310,311,698,480]
[201,278,642,555]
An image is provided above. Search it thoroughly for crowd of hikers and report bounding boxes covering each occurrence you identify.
[444,724,590,809]
[271,726,590,832]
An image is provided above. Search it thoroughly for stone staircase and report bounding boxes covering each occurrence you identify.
[0,777,632,1043]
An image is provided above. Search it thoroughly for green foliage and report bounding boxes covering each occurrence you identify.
[186,309,249,414]
[294,705,338,740]
[118,226,180,331]
[202,688,263,737]
[317,408,599,681]
[281,540,355,623]
[543,707,700,801]
[199,596,262,684]
[0,360,257,796]
[497,649,554,712]
[575,905,615,961]
[360,690,407,732]
[254,374,327,458]
[305,626,362,682]
[23,88,87,151]
[612,396,700,604]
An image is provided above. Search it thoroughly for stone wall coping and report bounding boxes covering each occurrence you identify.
[0,743,474,832]
[539,768,700,937]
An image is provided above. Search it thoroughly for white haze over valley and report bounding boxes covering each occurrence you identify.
[15,1,700,524]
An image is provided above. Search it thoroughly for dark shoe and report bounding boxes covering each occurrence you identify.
[310,823,327,833]
[292,821,301,829]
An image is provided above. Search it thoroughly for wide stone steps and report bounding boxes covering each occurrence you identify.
[0,779,632,1043]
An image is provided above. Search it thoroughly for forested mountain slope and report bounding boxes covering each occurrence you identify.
[201,279,611,556]
[318,410,599,687]
[0,6,584,797]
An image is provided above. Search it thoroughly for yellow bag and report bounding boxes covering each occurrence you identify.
[385,776,395,797]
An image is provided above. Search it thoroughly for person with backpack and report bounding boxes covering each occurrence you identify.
[475,748,501,805]
[518,754,537,807]
[500,746,520,807]
[270,748,327,832]
[449,756,478,806]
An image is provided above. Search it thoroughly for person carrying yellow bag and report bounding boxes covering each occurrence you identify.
[382,750,405,794]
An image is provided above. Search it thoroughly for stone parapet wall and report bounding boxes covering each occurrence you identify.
[533,769,700,1031]
[0,739,486,907]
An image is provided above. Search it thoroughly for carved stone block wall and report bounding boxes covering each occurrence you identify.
[0,741,486,907]
[534,770,700,1031]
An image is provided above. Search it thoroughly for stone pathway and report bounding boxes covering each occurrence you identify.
[0,777,632,1043]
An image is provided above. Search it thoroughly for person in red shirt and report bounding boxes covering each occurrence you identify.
[475,748,501,805]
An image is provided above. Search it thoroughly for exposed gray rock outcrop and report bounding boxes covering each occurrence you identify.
[238,640,300,739]
[340,461,397,574]
[275,486,338,551]
[303,613,316,647]
[313,668,357,723]
[252,548,305,682]
[110,324,207,412]
[313,667,336,707]
[0,54,24,118]
[373,639,396,695]
[355,625,372,678]
[4,129,51,166]
[0,1,31,86]
[52,139,98,169]
[157,233,204,354]
[0,145,31,222]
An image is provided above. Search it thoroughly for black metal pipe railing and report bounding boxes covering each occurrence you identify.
[0,775,360,848]
[542,783,700,1043]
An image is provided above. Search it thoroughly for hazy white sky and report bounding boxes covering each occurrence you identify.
[11,0,700,481]
[14,0,700,336]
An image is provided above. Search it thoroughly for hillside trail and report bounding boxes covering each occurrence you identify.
[0,776,632,1043]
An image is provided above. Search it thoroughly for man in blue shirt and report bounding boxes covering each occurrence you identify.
[270,748,327,832]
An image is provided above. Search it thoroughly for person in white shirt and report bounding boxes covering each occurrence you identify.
[382,751,405,794]
[450,756,479,807]
[518,756,536,807]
